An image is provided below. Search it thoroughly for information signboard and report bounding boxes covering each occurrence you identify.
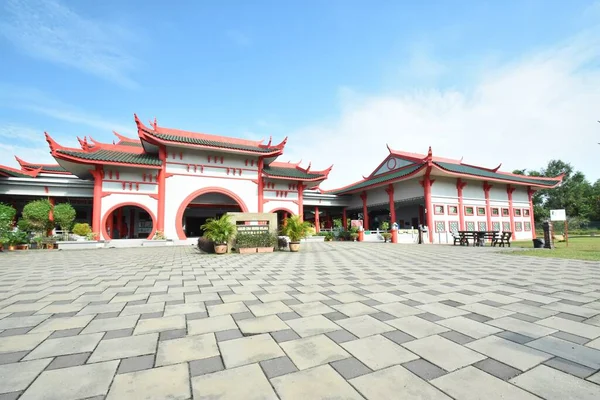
[550,209,566,221]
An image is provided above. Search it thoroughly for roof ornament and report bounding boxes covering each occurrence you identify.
[77,136,90,151]
[152,117,158,130]
[266,136,272,147]
[386,143,393,153]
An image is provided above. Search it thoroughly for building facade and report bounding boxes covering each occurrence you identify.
[0,115,562,243]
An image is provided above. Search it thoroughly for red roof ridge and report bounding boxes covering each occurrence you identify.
[269,160,303,168]
[113,131,138,143]
[15,156,61,168]
[0,163,41,178]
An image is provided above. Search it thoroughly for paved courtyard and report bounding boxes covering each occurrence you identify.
[0,243,600,399]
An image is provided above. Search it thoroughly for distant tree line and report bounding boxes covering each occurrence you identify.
[514,160,600,227]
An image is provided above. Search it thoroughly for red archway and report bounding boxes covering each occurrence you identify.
[102,202,157,240]
[176,187,249,239]
[270,207,295,228]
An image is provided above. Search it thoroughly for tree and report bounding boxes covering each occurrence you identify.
[0,203,16,245]
[22,199,53,235]
[53,203,76,239]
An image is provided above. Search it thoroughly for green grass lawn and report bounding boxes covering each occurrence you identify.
[509,236,600,261]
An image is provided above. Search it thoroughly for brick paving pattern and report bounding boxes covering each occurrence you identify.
[1,242,600,399]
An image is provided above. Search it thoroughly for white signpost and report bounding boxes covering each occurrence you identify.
[550,209,568,246]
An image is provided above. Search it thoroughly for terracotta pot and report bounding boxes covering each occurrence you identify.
[8,245,16,251]
[16,244,28,250]
[239,247,257,254]
[214,244,228,254]
[257,247,274,253]
[289,242,300,252]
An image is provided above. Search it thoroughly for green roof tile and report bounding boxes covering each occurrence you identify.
[151,133,275,153]
[24,164,67,172]
[57,150,161,166]
[263,166,326,180]
[0,167,32,178]
[434,162,560,187]
[118,141,143,147]
[331,164,423,194]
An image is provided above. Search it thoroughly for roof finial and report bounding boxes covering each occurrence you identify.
[427,146,433,161]
[153,117,158,130]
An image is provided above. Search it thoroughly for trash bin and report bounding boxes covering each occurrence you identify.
[532,238,544,249]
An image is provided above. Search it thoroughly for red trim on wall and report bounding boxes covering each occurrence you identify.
[360,191,369,230]
[257,158,264,213]
[175,187,249,240]
[90,166,103,236]
[270,207,295,216]
[483,182,492,235]
[314,206,320,233]
[456,178,467,231]
[420,165,435,243]
[156,146,167,233]
[527,186,536,239]
[297,183,305,221]
[342,207,347,229]
[385,184,396,223]
[507,185,516,239]
[102,202,157,240]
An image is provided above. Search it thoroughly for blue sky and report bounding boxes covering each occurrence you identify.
[1,0,599,188]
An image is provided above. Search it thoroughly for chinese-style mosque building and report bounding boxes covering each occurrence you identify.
[0,115,563,243]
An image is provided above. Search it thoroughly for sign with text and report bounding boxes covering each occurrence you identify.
[550,209,566,221]
[236,224,269,234]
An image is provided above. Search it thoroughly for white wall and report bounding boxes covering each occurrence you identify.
[263,200,300,215]
[100,193,158,240]
[394,179,423,200]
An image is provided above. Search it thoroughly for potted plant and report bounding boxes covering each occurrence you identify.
[380,221,390,231]
[381,232,392,243]
[349,226,359,241]
[324,232,334,242]
[6,230,28,250]
[236,233,258,254]
[281,215,312,252]
[257,232,277,252]
[72,223,92,240]
[200,214,235,254]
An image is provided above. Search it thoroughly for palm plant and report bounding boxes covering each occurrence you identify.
[200,214,236,245]
[281,215,312,242]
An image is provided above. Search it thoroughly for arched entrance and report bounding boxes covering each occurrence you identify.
[271,208,294,229]
[102,203,156,240]
[176,187,248,239]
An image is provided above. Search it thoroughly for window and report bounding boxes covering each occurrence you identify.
[465,206,474,216]
[514,208,522,217]
[502,221,511,231]
[448,205,458,215]
[449,221,459,232]
[524,222,531,231]
[478,221,487,231]
[491,208,499,216]
[434,205,445,215]
[515,222,523,231]
[466,221,475,231]
[435,221,446,233]
[477,207,486,216]
[523,209,530,217]
[492,221,501,231]
[502,208,509,217]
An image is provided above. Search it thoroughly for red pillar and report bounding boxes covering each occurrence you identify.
[483,182,492,231]
[528,187,536,239]
[385,184,395,224]
[297,183,305,221]
[157,147,166,233]
[129,208,135,238]
[257,158,264,213]
[314,206,320,233]
[108,211,114,239]
[90,166,103,237]
[421,173,434,243]
[47,197,55,236]
[457,178,467,231]
[507,185,516,240]
[342,208,347,229]
[360,191,369,230]
[117,207,123,239]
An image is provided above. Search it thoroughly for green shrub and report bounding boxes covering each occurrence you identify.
[22,199,53,234]
[256,232,277,247]
[53,203,76,233]
[0,203,16,243]
[380,221,390,231]
[72,223,92,237]
[236,233,259,248]
[200,214,235,245]
[324,232,334,241]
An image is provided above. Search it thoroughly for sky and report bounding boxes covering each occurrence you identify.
[0,0,599,189]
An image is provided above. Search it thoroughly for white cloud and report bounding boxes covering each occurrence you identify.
[0,143,55,168]
[285,29,600,189]
[0,0,138,87]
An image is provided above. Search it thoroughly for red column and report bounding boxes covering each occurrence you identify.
[257,158,264,213]
[91,165,103,237]
[157,147,166,233]
[108,211,114,239]
[385,184,396,224]
[360,191,369,230]
[297,183,304,221]
[314,206,320,233]
[507,185,516,240]
[483,182,492,231]
[129,208,135,238]
[342,208,347,229]
[117,207,123,239]
[421,174,434,243]
[527,187,536,239]
[457,178,467,231]
[47,197,55,236]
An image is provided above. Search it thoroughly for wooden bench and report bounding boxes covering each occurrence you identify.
[40,238,57,250]
[492,232,512,247]
[480,231,498,246]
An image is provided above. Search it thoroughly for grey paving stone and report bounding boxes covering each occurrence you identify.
[544,357,596,379]
[94,312,121,319]
[139,311,163,320]
[46,352,90,370]
[473,358,522,380]
[103,328,133,339]
[462,313,492,323]
[495,331,535,344]
[361,299,381,306]
[321,299,341,306]
[159,329,187,341]
[400,299,423,307]
[323,311,348,321]
[440,300,464,307]
[527,336,600,369]
[117,354,155,374]
[417,312,444,322]
[232,311,254,321]
[260,356,299,378]
[480,300,506,308]
[439,330,474,344]
[325,329,358,344]
[370,311,395,321]
[271,329,301,343]
[0,392,21,400]
[185,312,208,320]
[282,299,302,306]
[48,328,83,339]
[511,313,541,323]
[382,330,416,345]
[550,331,589,345]
[556,312,586,322]
[0,327,32,337]
[189,356,225,377]
[402,358,447,381]
[0,350,29,364]
[215,329,244,341]
[330,357,371,379]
